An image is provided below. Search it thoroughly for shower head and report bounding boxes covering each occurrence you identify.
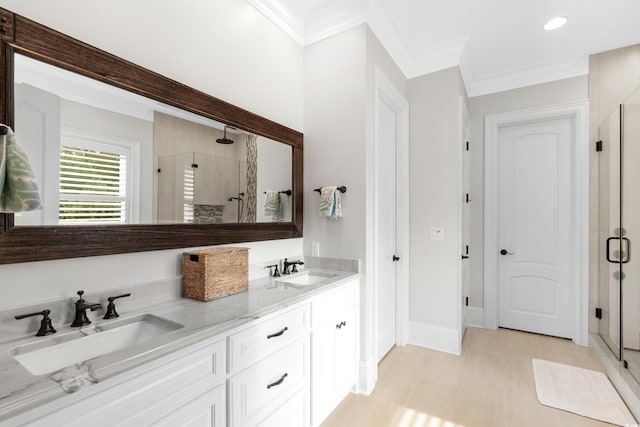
[217,125,236,144]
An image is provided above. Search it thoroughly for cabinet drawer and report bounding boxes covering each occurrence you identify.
[228,336,310,427]
[260,386,309,427]
[311,279,358,327]
[228,304,310,373]
[153,384,225,427]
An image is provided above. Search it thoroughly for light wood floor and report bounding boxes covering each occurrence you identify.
[322,327,622,427]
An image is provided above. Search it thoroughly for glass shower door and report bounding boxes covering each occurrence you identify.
[598,105,622,360]
[622,88,640,382]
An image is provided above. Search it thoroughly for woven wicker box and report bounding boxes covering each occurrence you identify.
[182,247,249,301]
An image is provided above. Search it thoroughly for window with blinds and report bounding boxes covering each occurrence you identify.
[58,142,130,224]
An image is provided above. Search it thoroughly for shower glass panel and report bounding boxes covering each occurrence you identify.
[157,153,194,223]
[157,152,245,224]
[622,88,640,383]
[597,105,622,360]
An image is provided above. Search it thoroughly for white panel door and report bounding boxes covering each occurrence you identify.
[498,117,573,338]
[376,97,398,362]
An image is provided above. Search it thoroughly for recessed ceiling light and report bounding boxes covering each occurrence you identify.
[544,17,568,31]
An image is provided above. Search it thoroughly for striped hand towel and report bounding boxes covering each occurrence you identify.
[264,190,282,222]
[0,126,42,212]
[319,186,342,220]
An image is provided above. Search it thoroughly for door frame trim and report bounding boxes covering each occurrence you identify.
[483,100,589,346]
[367,67,410,375]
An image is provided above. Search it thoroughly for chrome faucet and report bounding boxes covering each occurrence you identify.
[282,258,304,274]
[70,290,102,327]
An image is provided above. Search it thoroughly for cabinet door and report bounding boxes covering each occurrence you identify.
[154,385,225,427]
[334,308,358,396]
[311,320,335,425]
[311,308,359,426]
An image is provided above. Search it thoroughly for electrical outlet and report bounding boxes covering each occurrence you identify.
[312,242,320,257]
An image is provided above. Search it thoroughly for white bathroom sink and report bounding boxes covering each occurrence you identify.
[279,271,338,287]
[10,314,183,375]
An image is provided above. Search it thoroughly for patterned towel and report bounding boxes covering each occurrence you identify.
[264,190,282,222]
[0,126,42,212]
[319,186,342,220]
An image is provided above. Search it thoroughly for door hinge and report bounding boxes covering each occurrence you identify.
[157,168,161,173]
[465,297,469,306]
[465,245,469,255]
[191,163,199,168]
[595,307,602,319]
[596,140,603,152]
[465,141,469,151]
[624,360,629,369]
[466,193,471,203]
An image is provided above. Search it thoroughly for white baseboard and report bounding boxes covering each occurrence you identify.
[408,322,461,355]
[357,358,377,396]
[465,307,484,328]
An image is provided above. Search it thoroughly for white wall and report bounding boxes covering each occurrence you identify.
[0,0,304,309]
[408,67,465,351]
[304,26,367,262]
[467,76,588,310]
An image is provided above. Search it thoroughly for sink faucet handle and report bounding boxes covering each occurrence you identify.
[265,264,280,277]
[103,293,131,320]
[15,309,57,337]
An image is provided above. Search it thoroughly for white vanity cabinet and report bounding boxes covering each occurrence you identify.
[2,276,361,427]
[310,279,359,426]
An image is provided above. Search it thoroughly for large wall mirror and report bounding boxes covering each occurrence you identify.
[0,8,303,264]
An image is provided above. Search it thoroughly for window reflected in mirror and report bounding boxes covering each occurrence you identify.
[13,54,292,226]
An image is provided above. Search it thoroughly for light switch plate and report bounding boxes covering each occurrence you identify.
[430,227,444,240]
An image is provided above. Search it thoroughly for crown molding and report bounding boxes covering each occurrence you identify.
[249,0,591,97]
[367,0,412,72]
[467,53,589,97]
[304,11,367,46]
[246,0,305,45]
[405,38,468,79]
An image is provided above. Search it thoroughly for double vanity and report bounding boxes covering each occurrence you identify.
[0,262,360,426]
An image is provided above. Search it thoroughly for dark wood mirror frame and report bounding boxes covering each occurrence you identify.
[0,8,303,264]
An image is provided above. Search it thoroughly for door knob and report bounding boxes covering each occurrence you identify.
[392,255,400,262]
[500,249,514,256]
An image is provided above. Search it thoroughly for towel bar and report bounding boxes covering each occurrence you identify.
[313,186,347,194]
[263,190,292,196]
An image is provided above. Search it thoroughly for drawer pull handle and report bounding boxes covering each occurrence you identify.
[267,373,288,389]
[267,326,288,339]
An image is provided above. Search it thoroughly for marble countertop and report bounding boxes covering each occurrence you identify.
[0,268,360,422]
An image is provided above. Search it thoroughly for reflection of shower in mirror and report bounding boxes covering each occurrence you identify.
[228,193,245,222]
